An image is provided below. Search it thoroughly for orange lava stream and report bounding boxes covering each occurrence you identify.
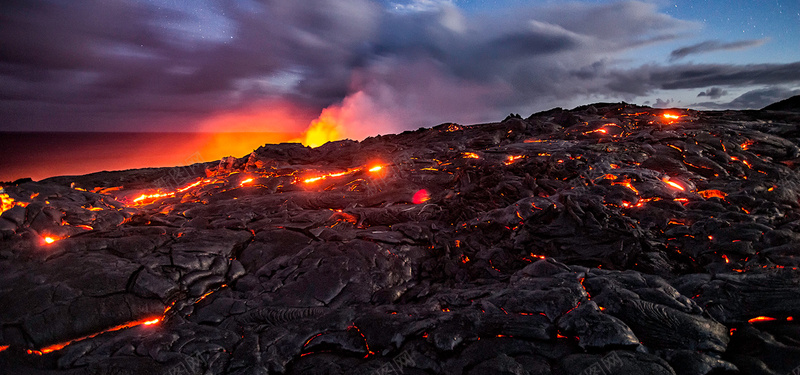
[26,316,161,355]
[505,155,525,165]
[747,316,776,323]
[662,177,685,191]
[698,189,727,199]
[131,178,207,205]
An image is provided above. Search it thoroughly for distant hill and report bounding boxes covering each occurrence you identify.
[762,95,800,111]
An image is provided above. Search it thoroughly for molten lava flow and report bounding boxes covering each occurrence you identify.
[26,316,161,355]
[505,155,524,165]
[240,178,254,187]
[0,191,22,216]
[303,169,358,184]
[131,178,207,205]
[662,177,685,191]
[748,316,776,323]
[663,113,680,120]
[412,189,430,204]
[601,174,641,195]
[583,128,608,135]
[302,164,385,185]
[698,189,727,199]
[463,152,480,159]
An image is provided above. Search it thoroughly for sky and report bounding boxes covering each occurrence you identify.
[1,0,799,143]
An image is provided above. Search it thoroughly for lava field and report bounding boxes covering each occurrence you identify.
[2,102,800,374]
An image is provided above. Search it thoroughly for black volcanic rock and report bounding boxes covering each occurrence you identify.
[762,94,800,112]
[2,103,800,374]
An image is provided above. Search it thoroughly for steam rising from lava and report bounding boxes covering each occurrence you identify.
[302,91,399,148]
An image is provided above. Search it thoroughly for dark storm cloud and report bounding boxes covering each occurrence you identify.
[605,62,800,96]
[692,87,800,110]
[0,0,798,132]
[669,39,767,61]
[697,87,728,99]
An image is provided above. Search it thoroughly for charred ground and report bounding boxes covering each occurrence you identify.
[1,102,800,374]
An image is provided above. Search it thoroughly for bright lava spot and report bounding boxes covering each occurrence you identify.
[463,152,480,159]
[368,165,382,172]
[44,237,56,244]
[505,155,524,165]
[748,316,777,323]
[412,189,430,204]
[698,189,727,199]
[662,177,685,191]
[239,178,254,186]
[0,192,16,215]
[143,318,160,325]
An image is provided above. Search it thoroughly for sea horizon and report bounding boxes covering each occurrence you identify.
[0,131,302,183]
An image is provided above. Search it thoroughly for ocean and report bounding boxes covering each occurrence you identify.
[0,132,301,182]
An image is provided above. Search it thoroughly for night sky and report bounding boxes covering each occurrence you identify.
[1,0,799,142]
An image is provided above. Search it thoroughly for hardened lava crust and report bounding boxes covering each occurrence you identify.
[1,101,800,374]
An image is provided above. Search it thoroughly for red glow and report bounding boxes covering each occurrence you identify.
[0,345,8,352]
[505,155,524,165]
[463,152,480,159]
[613,179,639,194]
[748,316,776,323]
[722,254,730,263]
[698,189,727,199]
[43,236,59,244]
[412,189,430,204]
[0,192,17,215]
[584,128,608,135]
[27,316,161,355]
[662,177,685,191]
[239,178,254,186]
